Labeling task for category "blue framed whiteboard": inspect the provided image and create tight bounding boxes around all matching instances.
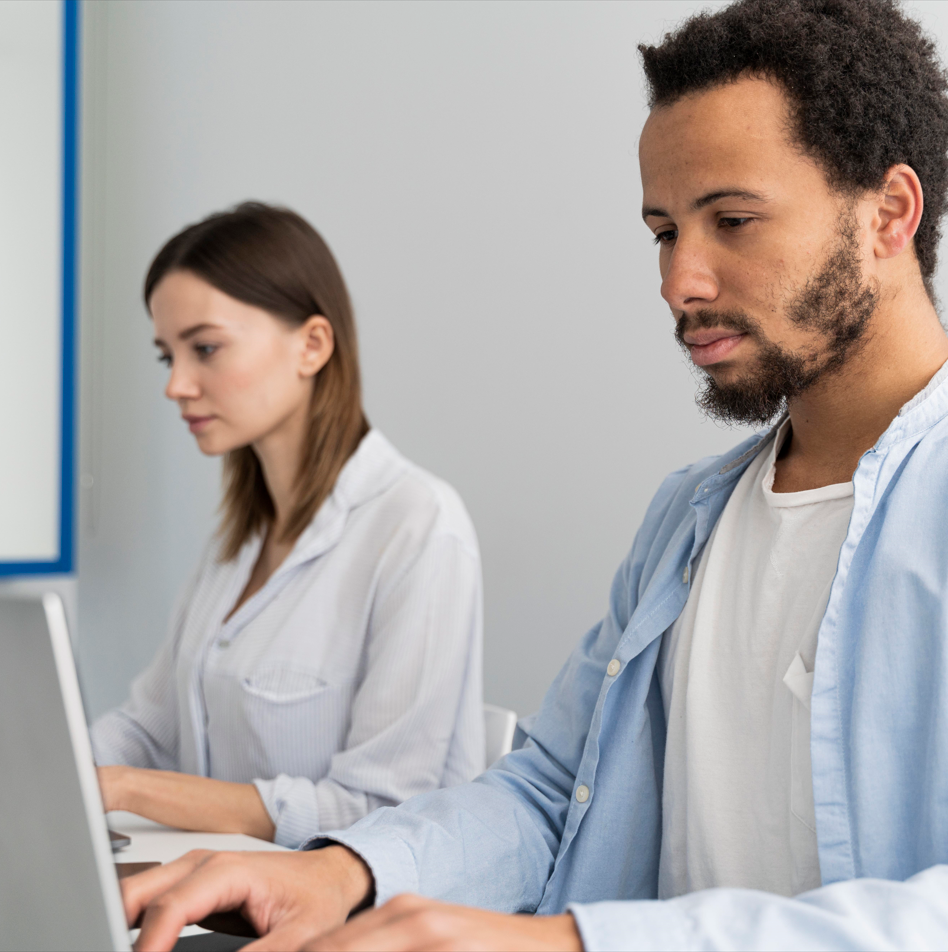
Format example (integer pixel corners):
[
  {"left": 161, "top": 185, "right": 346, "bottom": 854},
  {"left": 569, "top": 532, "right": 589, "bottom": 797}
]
[{"left": 0, "top": 0, "right": 78, "bottom": 576}]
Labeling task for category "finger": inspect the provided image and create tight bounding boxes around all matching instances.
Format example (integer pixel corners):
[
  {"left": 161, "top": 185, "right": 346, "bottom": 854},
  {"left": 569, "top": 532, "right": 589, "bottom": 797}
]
[
  {"left": 306, "top": 917, "right": 448, "bottom": 952},
  {"left": 134, "top": 855, "right": 260, "bottom": 952},
  {"left": 298, "top": 894, "right": 423, "bottom": 948},
  {"left": 243, "top": 914, "right": 339, "bottom": 952},
  {"left": 304, "top": 898, "right": 450, "bottom": 952},
  {"left": 122, "top": 850, "right": 214, "bottom": 926}
]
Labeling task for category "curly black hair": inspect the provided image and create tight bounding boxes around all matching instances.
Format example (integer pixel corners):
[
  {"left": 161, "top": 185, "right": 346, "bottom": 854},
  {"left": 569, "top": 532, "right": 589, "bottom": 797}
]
[{"left": 639, "top": 0, "right": 948, "bottom": 299}]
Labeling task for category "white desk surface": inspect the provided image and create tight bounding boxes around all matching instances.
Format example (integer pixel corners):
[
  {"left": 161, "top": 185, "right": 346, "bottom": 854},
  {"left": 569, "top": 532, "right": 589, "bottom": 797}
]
[{"left": 107, "top": 810, "right": 290, "bottom": 865}]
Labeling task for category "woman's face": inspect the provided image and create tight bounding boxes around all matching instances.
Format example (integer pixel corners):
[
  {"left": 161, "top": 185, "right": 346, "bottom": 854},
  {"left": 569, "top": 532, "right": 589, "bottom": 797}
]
[{"left": 150, "top": 270, "right": 333, "bottom": 456}]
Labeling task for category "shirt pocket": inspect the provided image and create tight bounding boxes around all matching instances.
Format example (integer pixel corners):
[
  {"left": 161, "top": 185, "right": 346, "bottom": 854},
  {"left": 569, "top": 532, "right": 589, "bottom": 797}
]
[
  {"left": 237, "top": 665, "right": 356, "bottom": 778},
  {"left": 241, "top": 666, "right": 331, "bottom": 703}
]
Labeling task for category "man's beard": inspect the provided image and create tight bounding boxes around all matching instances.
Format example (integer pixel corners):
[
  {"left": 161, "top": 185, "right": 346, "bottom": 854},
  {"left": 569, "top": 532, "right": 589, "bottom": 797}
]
[{"left": 675, "top": 225, "right": 878, "bottom": 426}]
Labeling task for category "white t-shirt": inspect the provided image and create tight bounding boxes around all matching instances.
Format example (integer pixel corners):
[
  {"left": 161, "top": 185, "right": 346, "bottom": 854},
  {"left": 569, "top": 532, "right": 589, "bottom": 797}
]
[{"left": 657, "top": 419, "right": 854, "bottom": 899}]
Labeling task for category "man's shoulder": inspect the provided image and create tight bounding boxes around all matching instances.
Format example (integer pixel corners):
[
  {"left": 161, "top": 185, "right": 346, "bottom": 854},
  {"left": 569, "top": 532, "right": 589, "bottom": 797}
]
[
  {"left": 643, "top": 429, "right": 769, "bottom": 525},
  {"left": 610, "top": 428, "right": 771, "bottom": 610}
]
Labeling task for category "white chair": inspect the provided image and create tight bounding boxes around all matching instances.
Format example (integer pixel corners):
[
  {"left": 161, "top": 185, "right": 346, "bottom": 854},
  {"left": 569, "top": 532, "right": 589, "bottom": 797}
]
[{"left": 483, "top": 703, "right": 518, "bottom": 766}]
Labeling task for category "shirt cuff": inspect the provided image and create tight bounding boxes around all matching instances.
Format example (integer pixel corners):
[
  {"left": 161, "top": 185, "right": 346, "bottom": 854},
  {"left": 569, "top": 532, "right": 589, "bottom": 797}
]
[
  {"left": 253, "top": 775, "right": 321, "bottom": 849},
  {"left": 569, "top": 899, "right": 694, "bottom": 952},
  {"left": 302, "top": 809, "right": 421, "bottom": 906}
]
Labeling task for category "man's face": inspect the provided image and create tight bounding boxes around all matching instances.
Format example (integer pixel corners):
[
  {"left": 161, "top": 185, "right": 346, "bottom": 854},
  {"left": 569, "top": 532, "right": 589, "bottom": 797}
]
[{"left": 639, "top": 76, "right": 878, "bottom": 424}]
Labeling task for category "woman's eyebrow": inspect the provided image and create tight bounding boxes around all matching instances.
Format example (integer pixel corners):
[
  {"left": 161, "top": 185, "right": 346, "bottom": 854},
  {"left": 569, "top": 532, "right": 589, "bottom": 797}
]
[
  {"left": 153, "top": 322, "right": 223, "bottom": 349},
  {"left": 178, "top": 322, "right": 221, "bottom": 341}
]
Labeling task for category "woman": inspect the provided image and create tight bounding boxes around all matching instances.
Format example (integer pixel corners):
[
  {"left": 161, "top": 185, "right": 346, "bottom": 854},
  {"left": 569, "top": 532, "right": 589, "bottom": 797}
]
[{"left": 92, "top": 202, "right": 485, "bottom": 849}]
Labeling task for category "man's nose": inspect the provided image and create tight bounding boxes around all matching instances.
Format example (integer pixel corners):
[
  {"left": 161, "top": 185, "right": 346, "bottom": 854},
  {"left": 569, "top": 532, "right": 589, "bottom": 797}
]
[{"left": 660, "top": 235, "right": 720, "bottom": 313}]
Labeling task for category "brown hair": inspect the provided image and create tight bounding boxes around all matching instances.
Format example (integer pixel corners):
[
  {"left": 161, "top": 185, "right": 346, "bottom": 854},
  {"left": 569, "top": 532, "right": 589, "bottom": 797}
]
[{"left": 144, "top": 201, "right": 369, "bottom": 560}]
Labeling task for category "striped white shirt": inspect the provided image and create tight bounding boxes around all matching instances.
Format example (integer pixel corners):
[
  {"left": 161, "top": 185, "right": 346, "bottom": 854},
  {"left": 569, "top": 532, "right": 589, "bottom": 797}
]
[{"left": 91, "top": 430, "right": 485, "bottom": 848}]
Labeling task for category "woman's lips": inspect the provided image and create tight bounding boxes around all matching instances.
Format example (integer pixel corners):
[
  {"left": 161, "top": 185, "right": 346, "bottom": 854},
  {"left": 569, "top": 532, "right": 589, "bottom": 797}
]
[
  {"left": 183, "top": 415, "right": 215, "bottom": 434},
  {"left": 685, "top": 332, "right": 746, "bottom": 367}
]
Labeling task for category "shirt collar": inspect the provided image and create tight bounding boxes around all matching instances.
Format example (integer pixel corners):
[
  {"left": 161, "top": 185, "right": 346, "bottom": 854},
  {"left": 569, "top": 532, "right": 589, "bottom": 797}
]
[
  {"left": 228, "top": 429, "right": 407, "bottom": 575},
  {"left": 288, "top": 429, "right": 408, "bottom": 563},
  {"left": 877, "top": 356, "right": 948, "bottom": 446},
  {"left": 697, "top": 354, "right": 948, "bottom": 499}
]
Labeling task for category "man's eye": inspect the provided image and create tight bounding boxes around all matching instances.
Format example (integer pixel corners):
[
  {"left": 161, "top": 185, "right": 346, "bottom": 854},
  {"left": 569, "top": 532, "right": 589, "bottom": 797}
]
[
  {"left": 653, "top": 228, "right": 678, "bottom": 245},
  {"left": 719, "top": 217, "right": 752, "bottom": 230}
]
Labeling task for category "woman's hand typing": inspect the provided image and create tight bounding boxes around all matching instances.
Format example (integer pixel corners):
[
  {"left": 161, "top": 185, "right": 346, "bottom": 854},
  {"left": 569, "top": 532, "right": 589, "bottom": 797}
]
[{"left": 97, "top": 765, "right": 276, "bottom": 841}]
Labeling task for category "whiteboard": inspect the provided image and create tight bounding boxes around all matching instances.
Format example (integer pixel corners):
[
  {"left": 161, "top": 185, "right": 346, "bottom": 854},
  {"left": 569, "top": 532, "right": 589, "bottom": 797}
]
[{"left": 0, "top": 0, "right": 76, "bottom": 574}]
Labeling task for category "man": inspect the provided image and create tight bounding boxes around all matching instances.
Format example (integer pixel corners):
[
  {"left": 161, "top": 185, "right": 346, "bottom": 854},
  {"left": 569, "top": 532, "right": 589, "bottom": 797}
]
[{"left": 126, "top": 0, "right": 948, "bottom": 948}]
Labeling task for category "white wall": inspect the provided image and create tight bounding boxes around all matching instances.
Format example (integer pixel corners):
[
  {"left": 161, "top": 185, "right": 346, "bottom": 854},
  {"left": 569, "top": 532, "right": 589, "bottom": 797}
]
[
  {"left": 0, "top": 0, "right": 63, "bottom": 563},
  {"left": 76, "top": 0, "right": 948, "bottom": 721}
]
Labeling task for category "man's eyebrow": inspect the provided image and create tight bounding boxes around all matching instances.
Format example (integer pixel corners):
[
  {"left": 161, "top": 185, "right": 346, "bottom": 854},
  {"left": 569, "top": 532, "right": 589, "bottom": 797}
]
[
  {"left": 642, "top": 205, "right": 670, "bottom": 221},
  {"left": 642, "top": 189, "right": 770, "bottom": 221},
  {"left": 692, "top": 189, "right": 769, "bottom": 210}
]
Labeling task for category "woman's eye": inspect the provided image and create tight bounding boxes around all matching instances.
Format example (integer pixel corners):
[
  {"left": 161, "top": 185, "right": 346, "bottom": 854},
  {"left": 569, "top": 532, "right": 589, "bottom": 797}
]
[
  {"left": 719, "top": 217, "right": 752, "bottom": 230},
  {"left": 195, "top": 344, "right": 218, "bottom": 359},
  {"left": 653, "top": 228, "right": 678, "bottom": 245},
  {"left": 157, "top": 353, "right": 172, "bottom": 367}
]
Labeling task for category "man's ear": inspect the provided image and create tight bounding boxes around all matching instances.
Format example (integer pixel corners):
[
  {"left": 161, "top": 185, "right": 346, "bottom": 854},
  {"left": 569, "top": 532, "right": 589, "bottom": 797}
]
[
  {"left": 873, "top": 164, "right": 924, "bottom": 260},
  {"left": 298, "top": 315, "right": 335, "bottom": 378}
]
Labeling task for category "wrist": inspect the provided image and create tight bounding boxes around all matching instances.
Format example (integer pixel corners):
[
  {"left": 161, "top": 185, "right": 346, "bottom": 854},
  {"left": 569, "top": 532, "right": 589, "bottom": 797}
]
[
  {"left": 114, "top": 765, "right": 138, "bottom": 813},
  {"left": 98, "top": 764, "right": 133, "bottom": 813},
  {"left": 320, "top": 845, "right": 374, "bottom": 916},
  {"left": 547, "top": 912, "right": 584, "bottom": 951}
]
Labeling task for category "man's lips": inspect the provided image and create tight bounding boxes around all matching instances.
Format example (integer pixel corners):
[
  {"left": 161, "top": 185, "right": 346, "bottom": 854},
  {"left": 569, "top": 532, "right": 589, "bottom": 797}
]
[
  {"left": 182, "top": 414, "right": 215, "bottom": 434},
  {"left": 683, "top": 330, "right": 747, "bottom": 367}
]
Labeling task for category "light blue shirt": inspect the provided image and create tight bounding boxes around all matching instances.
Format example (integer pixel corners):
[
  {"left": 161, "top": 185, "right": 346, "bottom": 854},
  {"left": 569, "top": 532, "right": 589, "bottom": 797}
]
[{"left": 312, "top": 363, "right": 948, "bottom": 950}]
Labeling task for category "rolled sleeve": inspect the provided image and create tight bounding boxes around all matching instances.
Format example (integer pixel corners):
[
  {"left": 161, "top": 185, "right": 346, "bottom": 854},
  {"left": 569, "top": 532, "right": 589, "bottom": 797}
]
[
  {"left": 570, "top": 865, "right": 948, "bottom": 951},
  {"left": 304, "top": 816, "right": 422, "bottom": 905}
]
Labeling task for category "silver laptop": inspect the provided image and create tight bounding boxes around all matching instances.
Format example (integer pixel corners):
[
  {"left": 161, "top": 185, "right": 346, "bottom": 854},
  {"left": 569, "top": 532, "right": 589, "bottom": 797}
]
[{"left": 0, "top": 593, "right": 131, "bottom": 952}]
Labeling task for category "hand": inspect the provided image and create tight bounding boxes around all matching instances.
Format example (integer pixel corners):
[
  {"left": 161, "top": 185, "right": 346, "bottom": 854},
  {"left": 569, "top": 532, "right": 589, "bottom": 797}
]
[
  {"left": 96, "top": 765, "right": 275, "bottom": 840},
  {"left": 123, "top": 845, "right": 373, "bottom": 952},
  {"left": 302, "top": 895, "right": 583, "bottom": 951}
]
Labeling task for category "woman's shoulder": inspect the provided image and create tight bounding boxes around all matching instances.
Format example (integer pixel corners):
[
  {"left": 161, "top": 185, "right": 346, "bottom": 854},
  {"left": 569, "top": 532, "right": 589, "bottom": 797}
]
[{"left": 339, "top": 430, "right": 478, "bottom": 556}]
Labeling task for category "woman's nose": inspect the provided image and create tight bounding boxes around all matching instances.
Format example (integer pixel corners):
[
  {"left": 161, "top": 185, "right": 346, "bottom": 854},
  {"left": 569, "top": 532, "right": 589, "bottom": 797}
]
[
  {"left": 164, "top": 361, "right": 200, "bottom": 402},
  {"left": 660, "top": 237, "right": 719, "bottom": 313}
]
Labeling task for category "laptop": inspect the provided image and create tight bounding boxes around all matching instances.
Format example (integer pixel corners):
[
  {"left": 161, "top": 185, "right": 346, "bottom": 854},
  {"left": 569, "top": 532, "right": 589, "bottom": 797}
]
[{"left": 0, "top": 592, "right": 130, "bottom": 951}]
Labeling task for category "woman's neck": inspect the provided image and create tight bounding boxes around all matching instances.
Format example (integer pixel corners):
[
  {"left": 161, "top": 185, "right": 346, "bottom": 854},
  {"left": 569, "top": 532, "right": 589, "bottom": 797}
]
[{"left": 252, "top": 401, "right": 310, "bottom": 535}]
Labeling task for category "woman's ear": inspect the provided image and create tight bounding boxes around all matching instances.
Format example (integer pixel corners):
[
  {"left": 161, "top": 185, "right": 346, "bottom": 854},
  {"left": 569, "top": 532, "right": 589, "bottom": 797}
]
[
  {"left": 298, "top": 315, "right": 335, "bottom": 378},
  {"left": 873, "top": 164, "right": 924, "bottom": 261}
]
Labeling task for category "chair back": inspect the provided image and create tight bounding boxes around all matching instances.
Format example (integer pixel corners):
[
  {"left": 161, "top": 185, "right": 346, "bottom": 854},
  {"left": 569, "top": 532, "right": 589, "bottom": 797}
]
[{"left": 483, "top": 703, "right": 518, "bottom": 766}]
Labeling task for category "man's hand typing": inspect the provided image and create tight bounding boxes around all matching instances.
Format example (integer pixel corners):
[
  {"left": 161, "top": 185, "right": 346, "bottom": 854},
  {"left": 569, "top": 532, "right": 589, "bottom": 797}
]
[{"left": 123, "top": 845, "right": 372, "bottom": 952}]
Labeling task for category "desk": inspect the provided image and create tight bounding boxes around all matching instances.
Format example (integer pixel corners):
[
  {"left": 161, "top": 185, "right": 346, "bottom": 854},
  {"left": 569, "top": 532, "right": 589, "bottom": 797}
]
[
  {"left": 107, "top": 811, "right": 290, "bottom": 864},
  {"left": 108, "top": 811, "right": 288, "bottom": 950}
]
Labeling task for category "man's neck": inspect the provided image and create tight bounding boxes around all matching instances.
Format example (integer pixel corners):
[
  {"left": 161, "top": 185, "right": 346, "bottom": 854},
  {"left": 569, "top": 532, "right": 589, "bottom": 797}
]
[{"left": 773, "top": 290, "right": 948, "bottom": 493}]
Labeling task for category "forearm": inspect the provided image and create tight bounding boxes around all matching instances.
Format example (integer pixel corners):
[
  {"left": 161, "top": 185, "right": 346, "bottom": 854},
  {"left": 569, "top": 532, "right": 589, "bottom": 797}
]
[
  {"left": 306, "top": 761, "right": 566, "bottom": 912},
  {"left": 99, "top": 765, "right": 276, "bottom": 841}
]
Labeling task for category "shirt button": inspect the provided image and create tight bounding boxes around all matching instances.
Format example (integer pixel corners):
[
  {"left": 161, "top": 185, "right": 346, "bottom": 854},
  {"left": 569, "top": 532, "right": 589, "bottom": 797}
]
[
  {"left": 575, "top": 784, "right": 590, "bottom": 803},
  {"left": 682, "top": 566, "right": 689, "bottom": 584},
  {"left": 607, "top": 659, "right": 621, "bottom": 677},
  {"left": 219, "top": 639, "right": 231, "bottom": 648}
]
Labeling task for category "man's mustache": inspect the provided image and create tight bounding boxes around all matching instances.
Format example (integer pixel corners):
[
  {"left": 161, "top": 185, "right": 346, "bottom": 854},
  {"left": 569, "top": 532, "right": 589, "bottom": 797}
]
[{"left": 675, "top": 309, "right": 761, "bottom": 347}]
